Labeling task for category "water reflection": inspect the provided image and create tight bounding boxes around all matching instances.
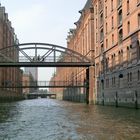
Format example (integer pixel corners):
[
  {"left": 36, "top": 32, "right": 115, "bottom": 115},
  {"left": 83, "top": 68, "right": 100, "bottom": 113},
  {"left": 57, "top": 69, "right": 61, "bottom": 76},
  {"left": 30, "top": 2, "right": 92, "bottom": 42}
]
[{"left": 0, "top": 99, "right": 140, "bottom": 140}]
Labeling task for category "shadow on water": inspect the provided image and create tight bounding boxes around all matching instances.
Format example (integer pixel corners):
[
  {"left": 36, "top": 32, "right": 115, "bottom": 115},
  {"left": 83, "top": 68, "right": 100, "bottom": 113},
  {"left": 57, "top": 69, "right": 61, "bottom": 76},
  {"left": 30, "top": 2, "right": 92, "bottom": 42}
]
[{"left": 0, "top": 102, "right": 18, "bottom": 123}]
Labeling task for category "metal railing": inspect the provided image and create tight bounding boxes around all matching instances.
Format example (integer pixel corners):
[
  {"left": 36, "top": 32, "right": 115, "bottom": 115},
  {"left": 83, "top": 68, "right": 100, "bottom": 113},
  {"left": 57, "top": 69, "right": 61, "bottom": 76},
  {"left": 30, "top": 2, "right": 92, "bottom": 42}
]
[
  {"left": 18, "top": 56, "right": 81, "bottom": 63},
  {"left": 0, "top": 80, "right": 87, "bottom": 88}
]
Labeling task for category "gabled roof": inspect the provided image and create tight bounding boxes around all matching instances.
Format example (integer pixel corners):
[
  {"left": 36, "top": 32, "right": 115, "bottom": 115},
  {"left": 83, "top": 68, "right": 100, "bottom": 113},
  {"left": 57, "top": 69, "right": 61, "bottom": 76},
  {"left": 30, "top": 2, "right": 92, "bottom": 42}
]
[{"left": 83, "top": 0, "right": 93, "bottom": 10}]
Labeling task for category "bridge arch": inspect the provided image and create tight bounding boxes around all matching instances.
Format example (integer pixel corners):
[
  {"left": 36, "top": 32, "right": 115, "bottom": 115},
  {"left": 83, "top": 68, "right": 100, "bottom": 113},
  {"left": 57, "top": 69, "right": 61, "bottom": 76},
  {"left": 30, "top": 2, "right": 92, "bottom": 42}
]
[{"left": 0, "top": 43, "right": 93, "bottom": 67}]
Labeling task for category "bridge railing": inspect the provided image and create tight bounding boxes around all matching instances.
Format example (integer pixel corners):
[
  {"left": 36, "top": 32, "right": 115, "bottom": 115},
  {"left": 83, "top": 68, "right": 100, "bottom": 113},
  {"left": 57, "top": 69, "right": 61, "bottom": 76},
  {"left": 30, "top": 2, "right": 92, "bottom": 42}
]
[
  {"left": 0, "top": 80, "right": 86, "bottom": 88},
  {"left": 18, "top": 56, "right": 84, "bottom": 63}
]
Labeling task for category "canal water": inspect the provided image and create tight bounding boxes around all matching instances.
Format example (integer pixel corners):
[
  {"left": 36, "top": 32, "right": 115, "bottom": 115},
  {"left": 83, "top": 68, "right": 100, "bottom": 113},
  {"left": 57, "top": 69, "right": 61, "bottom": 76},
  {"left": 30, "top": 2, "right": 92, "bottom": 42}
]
[{"left": 0, "top": 99, "right": 140, "bottom": 140}]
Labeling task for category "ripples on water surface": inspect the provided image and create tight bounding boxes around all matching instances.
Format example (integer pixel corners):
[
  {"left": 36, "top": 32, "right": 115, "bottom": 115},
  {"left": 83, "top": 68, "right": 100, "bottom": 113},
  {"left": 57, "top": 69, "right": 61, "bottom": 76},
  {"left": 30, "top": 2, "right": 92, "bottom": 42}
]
[{"left": 0, "top": 99, "right": 140, "bottom": 140}]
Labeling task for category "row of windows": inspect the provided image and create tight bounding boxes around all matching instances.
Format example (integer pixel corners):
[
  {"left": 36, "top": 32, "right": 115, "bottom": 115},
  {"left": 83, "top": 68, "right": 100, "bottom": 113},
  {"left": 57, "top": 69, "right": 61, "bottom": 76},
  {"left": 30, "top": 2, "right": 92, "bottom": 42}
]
[
  {"left": 102, "top": 15, "right": 139, "bottom": 44},
  {"left": 96, "top": 41, "right": 140, "bottom": 75},
  {"left": 95, "top": 0, "right": 140, "bottom": 16},
  {"left": 97, "top": 14, "right": 140, "bottom": 49},
  {"left": 95, "top": 0, "right": 140, "bottom": 45},
  {"left": 97, "top": 70, "right": 140, "bottom": 89}
]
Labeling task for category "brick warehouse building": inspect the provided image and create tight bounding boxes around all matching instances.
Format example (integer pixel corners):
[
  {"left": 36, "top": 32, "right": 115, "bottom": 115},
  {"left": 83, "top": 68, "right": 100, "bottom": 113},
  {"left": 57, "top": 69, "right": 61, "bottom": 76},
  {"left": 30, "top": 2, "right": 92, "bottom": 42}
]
[
  {"left": 50, "top": 0, "right": 140, "bottom": 107},
  {"left": 94, "top": 0, "right": 140, "bottom": 108},
  {"left": 0, "top": 5, "right": 23, "bottom": 100},
  {"left": 49, "top": 0, "right": 95, "bottom": 102}
]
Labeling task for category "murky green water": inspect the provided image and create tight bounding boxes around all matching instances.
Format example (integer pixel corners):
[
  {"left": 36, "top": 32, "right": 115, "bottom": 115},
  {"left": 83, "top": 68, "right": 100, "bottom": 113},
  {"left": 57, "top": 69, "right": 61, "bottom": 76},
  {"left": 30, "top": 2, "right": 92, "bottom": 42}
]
[{"left": 0, "top": 99, "right": 140, "bottom": 140}]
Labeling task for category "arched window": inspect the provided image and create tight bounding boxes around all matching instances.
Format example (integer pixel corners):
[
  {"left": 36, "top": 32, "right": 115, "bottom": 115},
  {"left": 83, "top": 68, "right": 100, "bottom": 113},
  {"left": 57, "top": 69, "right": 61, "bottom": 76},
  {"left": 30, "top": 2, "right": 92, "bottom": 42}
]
[
  {"left": 101, "top": 44, "right": 104, "bottom": 54},
  {"left": 121, "top": 50, "right": 123, "bottom": 63},
  {"left": 112, "top": 54, "right": 116, "bottom": 68},
  {"left": 96, "top": 18, "right": 97, "bottom": 29},
  {"left": 118, "top": 10, "right": 122, "bottom": 25},
  {"left": 127, "top": 21, "right": 130, "bottom": 34},
  {"left": 100, "top": 28, "right": 104, "bottom": 41},
  {"left": 106, "top": 39, "right": 108, "bottom": 48},
  {"left": 111, "top": 0, "right": 114, "bottom": 11},
  {"left": 106, "top": 23, "right": 108, "bottom": 34},
  {"left": 127, "top": 46, "right": 132, "bottom": 61},
  {"left": 127, "top": 0, "right": 130, "bottom": 14},
  {"left": 112, "top": 34, "right": 114, "bottom": 45},
  {"left": 127, "top": 47, "right": 129, "bottom": 60},
  {"left": 100, "top": 13, "right": 103, "bottom": 26},
  {"left": 118, "top": 51, "right": 121, "bottom": 64},
  {"left": 118, "top": 29, "right": 123, "bottom": 43},
  {"left": 138, "top": 13, "right": 140, "bottom": 27},
  {"left": 95, "top": 5, "right": 97, "bottom": 15},
  {"left": 127, "top": 72, "right": 132, "bottom": 82},
  {"left": 96, "top": 33, "right": 98, "bottom": 42},
  {"left": 106, "top": 57, "right": 109, "bottom": 71},
  {"left": 112, "top": 16, "right": 114, "bottom": 29},
  {"left": 105, "top": 6, "right": 107, "bottom": 18},
  {"left": 111, "top": 55, "right": 114, "bottom": 68}
]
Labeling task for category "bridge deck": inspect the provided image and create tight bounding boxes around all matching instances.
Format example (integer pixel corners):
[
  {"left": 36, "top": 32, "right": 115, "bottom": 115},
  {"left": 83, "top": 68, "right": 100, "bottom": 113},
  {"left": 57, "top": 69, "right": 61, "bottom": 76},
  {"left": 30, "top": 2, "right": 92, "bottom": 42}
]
[{"left": 0, "top": 62, "right": 92, "bottom": 67}]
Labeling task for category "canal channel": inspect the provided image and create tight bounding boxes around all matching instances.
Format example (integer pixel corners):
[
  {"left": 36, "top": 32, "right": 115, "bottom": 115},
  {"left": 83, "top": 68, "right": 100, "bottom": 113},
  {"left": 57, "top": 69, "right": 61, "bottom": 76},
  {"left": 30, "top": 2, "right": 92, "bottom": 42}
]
[{"left": 0, "top": 99, "right": 140, "bottom": 140}]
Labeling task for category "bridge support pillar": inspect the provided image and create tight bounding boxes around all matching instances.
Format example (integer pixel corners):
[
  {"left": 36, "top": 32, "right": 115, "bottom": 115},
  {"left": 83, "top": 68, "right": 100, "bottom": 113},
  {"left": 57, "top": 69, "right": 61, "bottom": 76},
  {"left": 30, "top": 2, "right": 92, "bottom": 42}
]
[{"left": 86, "top": 66, "right": 95, "bottom": 104}]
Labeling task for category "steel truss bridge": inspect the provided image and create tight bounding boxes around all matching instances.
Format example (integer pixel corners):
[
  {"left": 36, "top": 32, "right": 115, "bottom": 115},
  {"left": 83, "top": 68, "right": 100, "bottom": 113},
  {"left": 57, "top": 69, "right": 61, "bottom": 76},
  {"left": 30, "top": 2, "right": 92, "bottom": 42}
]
[
  {"left": 0, "top": 43, "right": 92, "bottom": 104},
  {"left": 0, "top": 43, "right": 93, "bottom": 67}
]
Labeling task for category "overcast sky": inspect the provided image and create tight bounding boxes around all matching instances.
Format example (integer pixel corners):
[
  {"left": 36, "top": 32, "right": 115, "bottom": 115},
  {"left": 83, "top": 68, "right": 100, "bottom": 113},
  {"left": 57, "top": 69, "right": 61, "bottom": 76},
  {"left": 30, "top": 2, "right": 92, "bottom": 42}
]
[{"left": 0, "top": 0, "right": 87, "bottom": 81}]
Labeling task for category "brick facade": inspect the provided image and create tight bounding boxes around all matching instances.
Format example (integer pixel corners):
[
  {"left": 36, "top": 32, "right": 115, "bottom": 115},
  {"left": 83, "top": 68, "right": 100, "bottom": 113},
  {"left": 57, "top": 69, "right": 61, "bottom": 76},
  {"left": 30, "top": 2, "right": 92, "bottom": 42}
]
[
  {"left": 93, "top": 0, "right": 140, "bottom": 107},
  {"left": 49, "top": 0, "right": 140, "bottom": 107},
  {"left": 0, "top": 5, "right": 23, "bottom": 99},
  {"left": 49, "top": 0, "right": 95, "bottom": 102}
]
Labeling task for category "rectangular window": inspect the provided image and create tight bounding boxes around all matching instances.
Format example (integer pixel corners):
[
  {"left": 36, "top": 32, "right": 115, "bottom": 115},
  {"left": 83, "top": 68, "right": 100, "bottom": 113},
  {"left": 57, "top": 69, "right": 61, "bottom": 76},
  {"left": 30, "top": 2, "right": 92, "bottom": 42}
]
[
  {"left": 111, "top": 0, "right": 113, "bottom": 11},
  {"left": 106, "top": 23, "right": 108, "bottom": 34},
  {"left": 96, "top": 18, "right": 98, "bottom": 29},
  {"left": 96, "top": 33, "right": 98, "bottom": 42},
  {"left": 100, "top": 29, "right": 104, "bottom": 41},
  {"left": 105, "top": 6, "right": 107, "bottom": 18},
  {"left": 127, "top": 21, "right": 130, "bottom": 34},
  {"left": 118, "top": 29, "right": 123, "bottom": 43},
  {"left": 127, "top": 46, "right": 132, "bottom": 61},
  {"left": 96, "top": 5, "right": 97, "bottom": 15},
  {"left": 112, "top": 34, "right": 114, "bottom": 45},
  {"left": 112, "top": 16, "right": 114, "bottom": 29},
  {"left": 127, "top": 0, "right": 130, "bottom": 14},
  {"left": 100, "top": 13, "right": 103, "bottom": 26},
  {"left": 118, "top": 10, "right": 122, "bottom": 25},
  {"left": 106, "top": 39, "right": 108, "bottom": 48},
  {"left": 138, "top": 14, "right": 140, "bottom": 27}
]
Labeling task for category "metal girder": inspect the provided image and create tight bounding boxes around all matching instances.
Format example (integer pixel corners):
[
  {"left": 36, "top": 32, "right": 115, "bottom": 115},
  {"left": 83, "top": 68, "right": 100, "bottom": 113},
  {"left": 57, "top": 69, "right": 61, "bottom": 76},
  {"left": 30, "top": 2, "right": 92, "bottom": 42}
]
[
  {"left": 0, "top": 62, "right": 92, "bottom": 67},
  {"left": 0, "top": 85, "right": 86, "bottom": 88},
  {"left": 0, "top": 43, "right": 94, "bottom": 67},
  {"left": 18, "top": 47, "right": 32, "bottom": 62}
]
